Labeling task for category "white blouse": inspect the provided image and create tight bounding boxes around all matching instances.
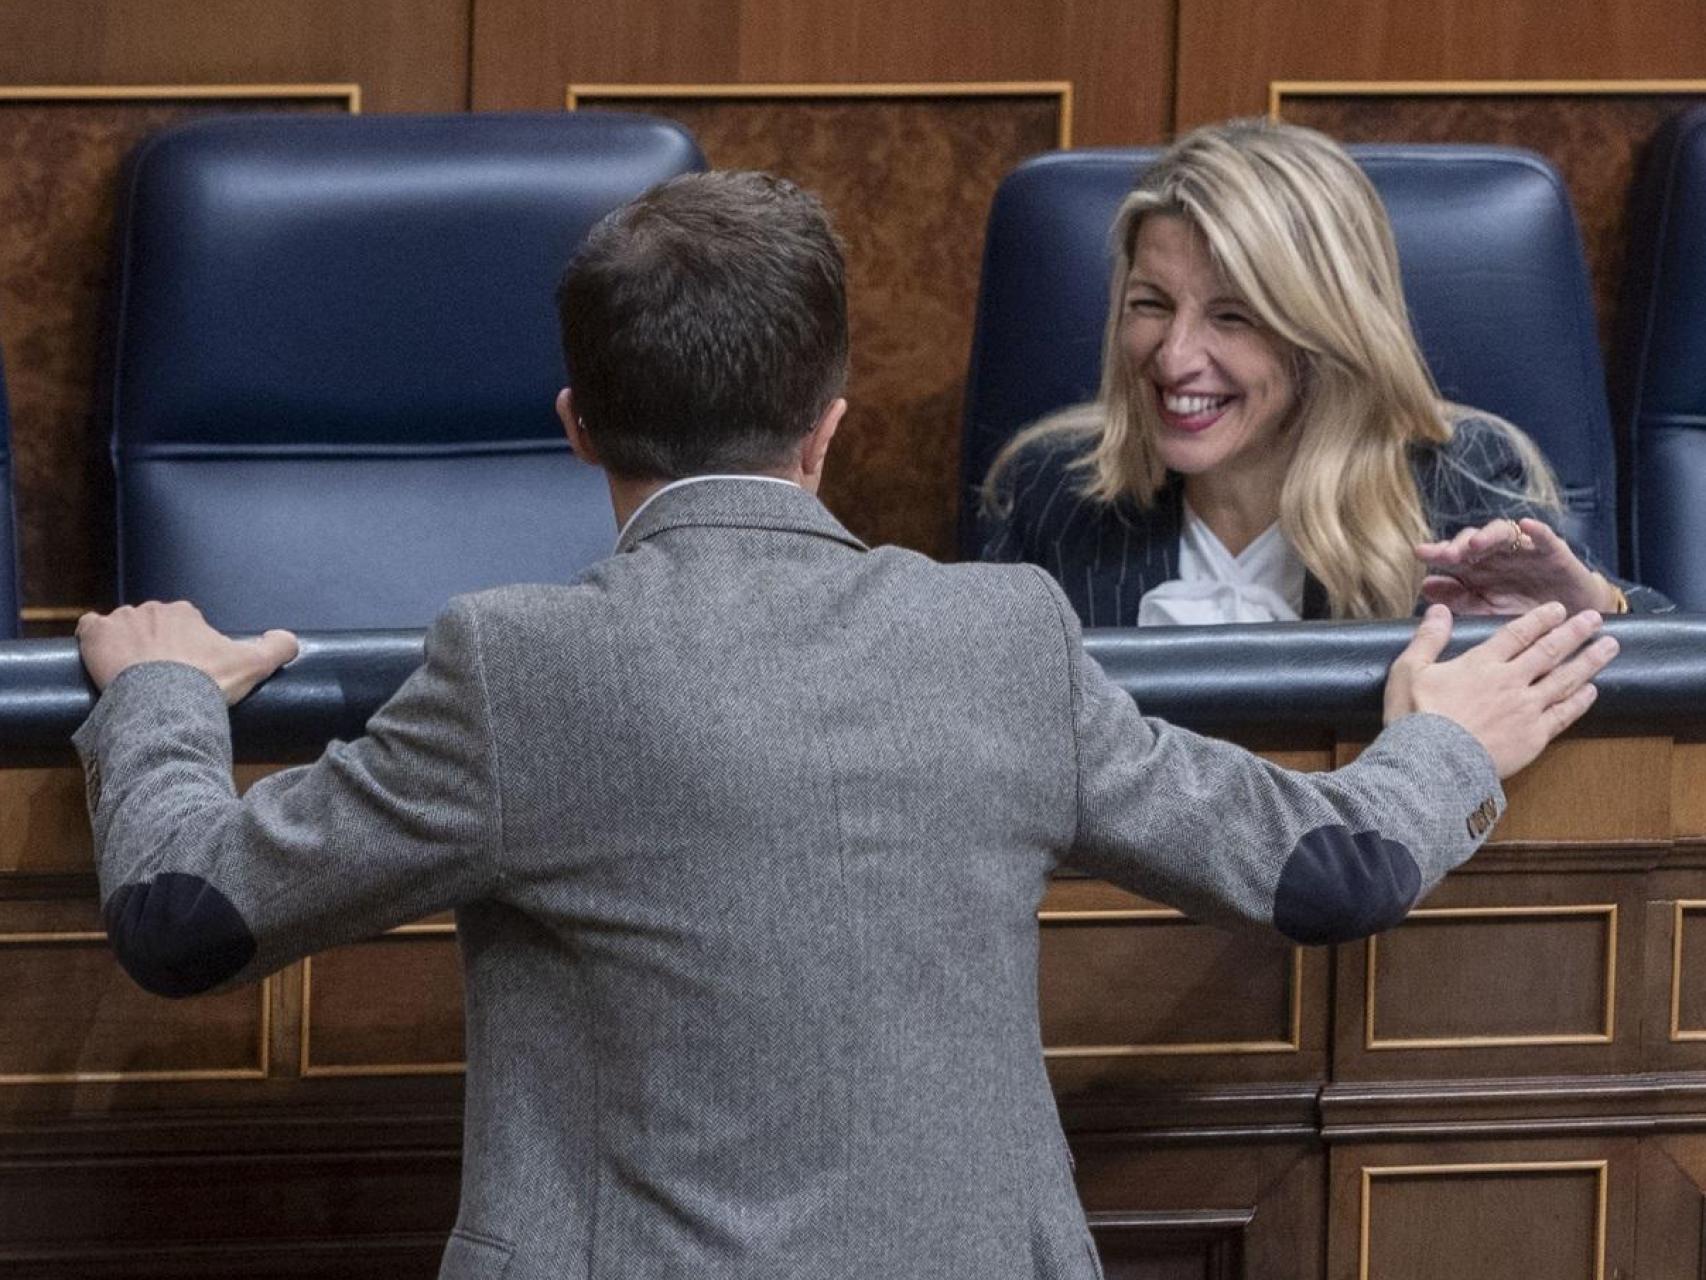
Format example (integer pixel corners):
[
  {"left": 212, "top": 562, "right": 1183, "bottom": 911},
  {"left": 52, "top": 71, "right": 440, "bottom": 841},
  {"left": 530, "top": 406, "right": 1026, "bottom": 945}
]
[{"left": 1136, "top": 505, "right": 1306, "bottom": 626}]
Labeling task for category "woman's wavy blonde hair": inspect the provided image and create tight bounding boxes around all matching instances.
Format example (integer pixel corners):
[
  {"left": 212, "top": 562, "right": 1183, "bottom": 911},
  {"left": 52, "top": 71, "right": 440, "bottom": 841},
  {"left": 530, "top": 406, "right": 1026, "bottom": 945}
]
[{"left": 985, "top": 118, "right": 1558, "bottom": 619}]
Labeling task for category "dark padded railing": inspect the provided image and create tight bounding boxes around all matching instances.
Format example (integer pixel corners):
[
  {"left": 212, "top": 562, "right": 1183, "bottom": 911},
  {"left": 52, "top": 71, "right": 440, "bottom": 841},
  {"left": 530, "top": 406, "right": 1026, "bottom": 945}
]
[{"left": 0, "top": 616, "right": 1701, "bottom": 764}]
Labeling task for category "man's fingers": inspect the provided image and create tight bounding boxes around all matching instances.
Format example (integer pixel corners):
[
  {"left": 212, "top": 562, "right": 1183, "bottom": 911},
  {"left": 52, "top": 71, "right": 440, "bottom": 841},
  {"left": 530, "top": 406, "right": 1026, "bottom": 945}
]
[
  {"left": 1477, "top": 600, "right": 1569, "bottom": 661},
  {"left": 1532, "top": 633, "right": 1618, "bottom": 705},
  {"left": 1511, "top": 609, "right": 1605, "bottom": 680},
  {"left": 1395, "top": 603, "right": 1453, "bottom": 671},
  {"left": 1540, "top": 681, "right": 1599, "bottom": 740},
  {"left": 245, "top": 630, "right": 300, "bottom": 675}
]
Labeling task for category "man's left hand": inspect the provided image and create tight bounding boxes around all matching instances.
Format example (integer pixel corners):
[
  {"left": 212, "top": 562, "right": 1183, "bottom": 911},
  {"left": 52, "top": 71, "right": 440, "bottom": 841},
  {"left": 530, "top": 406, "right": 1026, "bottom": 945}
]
[{"left": 77, "top": 601, "right": 299, "bottom": 705}]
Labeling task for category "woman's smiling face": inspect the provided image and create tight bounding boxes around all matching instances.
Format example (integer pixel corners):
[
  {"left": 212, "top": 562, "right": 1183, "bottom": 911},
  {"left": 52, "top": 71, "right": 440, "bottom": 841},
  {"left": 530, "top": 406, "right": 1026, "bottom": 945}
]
[{"left": 1120, "top": 213, "right": 1299, "bottom": 480}]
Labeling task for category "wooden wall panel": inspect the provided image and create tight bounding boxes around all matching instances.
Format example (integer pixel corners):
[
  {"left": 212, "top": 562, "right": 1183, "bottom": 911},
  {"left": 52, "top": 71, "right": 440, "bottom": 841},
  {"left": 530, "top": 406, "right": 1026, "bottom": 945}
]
[
  {"left": 1357, "top": 1161, "right": 1606, "bottom": 1280},
  {"left": 301, "top": 927, "right": 464, "bottom": 1076},
  {"left": 1365, "top": 907, "right": 1616, "bottom": 1048},
  {"left": 1041, "top": 913, "right": 1299, "bottom": 1054},
  {"left": 1649, "top": 898, "right": 1706, "bottom": 1074},
  {"left": 1327, "top": 1139, "right": 1636, "bottom": 1280},
  {"left": 1491, "top": 737, "right": 1670, "bottom": 845},
  {"left": 1074, "top": 1141, "right": 1325, "bottom": 1280},
  {"left": 0, "top": 769, "right": 92, "bottom": 873},
  {"left": 1638, "top": 1136, "right": 1706, "bottom": 1280},
  {"left": 1038, "top": 878, "right": 1324, "bottom": 1094},
  {"left": 0, "top": 1149, "right": 457, "bottom": 1255},
  {"left": 1176, "top": 0, "right": 1706, "bottom": 127},
  {"left": 0, "top": 898, "right": 267, "bottom": 1083},
  {"left": 1334, "top": 872, "right": 1647, "bottom": 1082},
  {"left": 1088, "top": 1210, "right": 1247, "bottom": 1279},
  {"left": 0, "top": 1, "right": 470, "bottom": 113},
  {"left": 471, "top": 0, "right": 1173, "bottom": 147}
]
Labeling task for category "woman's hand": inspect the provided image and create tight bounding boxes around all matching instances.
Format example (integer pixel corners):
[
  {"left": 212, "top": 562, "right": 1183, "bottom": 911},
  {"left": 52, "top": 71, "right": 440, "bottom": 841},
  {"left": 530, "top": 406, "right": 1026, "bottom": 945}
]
[{"left": 1414, "top": 516, "right": 1621, "bottom": 616}]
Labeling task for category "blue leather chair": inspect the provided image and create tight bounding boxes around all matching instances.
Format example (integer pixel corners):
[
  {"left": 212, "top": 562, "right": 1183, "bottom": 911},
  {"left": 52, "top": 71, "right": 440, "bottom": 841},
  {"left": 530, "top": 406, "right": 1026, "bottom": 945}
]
[
  {"left": 1616, "top": 106, "right": 1706, "bottom": 609},
  {"left": 105, "top": 112, "right": 704, "bottom": 631},
  {"left": 0, "top": 344, "right": 19, "bottom": 639},
  {"left": 962, "top": 145, "right": 1619, "bottom": 567}
]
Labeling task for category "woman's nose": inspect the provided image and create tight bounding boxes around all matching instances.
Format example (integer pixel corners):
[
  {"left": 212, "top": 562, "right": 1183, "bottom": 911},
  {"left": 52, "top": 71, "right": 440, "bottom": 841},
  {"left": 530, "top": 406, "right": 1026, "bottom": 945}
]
[{"left": 1151, "top": 318, "right": 1206, "bottom": 381}]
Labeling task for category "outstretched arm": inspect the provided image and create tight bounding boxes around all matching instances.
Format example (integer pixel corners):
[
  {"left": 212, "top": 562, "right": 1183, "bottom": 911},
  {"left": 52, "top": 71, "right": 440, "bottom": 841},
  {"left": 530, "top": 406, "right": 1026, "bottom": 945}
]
[
  {"left": 74, "top": 600, "right": 503, "bottom": 996},
  {"left": 1062, "top": 597, "right": 1614, "bottom": 943}
]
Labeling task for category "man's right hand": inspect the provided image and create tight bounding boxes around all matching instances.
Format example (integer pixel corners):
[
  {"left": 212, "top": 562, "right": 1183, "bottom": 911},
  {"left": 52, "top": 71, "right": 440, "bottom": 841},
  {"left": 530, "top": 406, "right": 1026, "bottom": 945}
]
[
  {"left": 78, "top": 601, "right": 299, "bottom": 706},
  {"left": 1383, "top": 602, "right": 1618, "bottom": 778}
]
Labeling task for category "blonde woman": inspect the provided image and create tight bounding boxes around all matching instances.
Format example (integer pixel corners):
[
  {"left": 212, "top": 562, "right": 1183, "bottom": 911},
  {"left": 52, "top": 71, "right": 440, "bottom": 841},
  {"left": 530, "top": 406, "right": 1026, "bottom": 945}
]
[{"left": 981, "top": 119, "right": 1671, "bottom": 625}]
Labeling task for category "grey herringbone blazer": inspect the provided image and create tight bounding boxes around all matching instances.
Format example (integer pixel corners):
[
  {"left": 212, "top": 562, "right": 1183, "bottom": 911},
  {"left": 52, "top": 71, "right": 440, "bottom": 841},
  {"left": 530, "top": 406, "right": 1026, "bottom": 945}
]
[{"left": 75, "top": 478, "right": 1501, "bottom": 1280}]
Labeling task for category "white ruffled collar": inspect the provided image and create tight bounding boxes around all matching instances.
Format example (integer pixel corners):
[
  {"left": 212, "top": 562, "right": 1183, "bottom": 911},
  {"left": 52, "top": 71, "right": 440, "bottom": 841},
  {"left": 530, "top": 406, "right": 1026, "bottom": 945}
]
[{"left": 1136, "top": 504, "right": 1306, "bottom": 626}]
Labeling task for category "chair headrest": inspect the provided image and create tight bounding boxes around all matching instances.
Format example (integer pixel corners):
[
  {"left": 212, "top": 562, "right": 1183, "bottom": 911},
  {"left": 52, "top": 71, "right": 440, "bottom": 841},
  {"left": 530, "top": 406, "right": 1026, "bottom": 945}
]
[{"left": 109, "top": 111, "right": 706, "bottom": 453}]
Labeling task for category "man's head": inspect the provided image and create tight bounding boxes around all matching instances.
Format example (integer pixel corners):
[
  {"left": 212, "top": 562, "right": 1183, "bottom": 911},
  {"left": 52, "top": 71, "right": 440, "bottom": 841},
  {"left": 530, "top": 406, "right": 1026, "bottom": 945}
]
[{"left": 556, "top": 170, "right": 849, "bottom": 482}]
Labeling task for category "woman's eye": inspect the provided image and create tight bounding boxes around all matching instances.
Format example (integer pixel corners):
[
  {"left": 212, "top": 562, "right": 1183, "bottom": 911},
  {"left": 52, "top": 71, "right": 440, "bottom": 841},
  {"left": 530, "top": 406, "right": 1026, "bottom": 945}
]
[
  {"left": 1125, "top": 297, "right": 1167, "bottom": 314},
  {"left": 1213, "top": 310, "right": 1253, "bottom": 327}
]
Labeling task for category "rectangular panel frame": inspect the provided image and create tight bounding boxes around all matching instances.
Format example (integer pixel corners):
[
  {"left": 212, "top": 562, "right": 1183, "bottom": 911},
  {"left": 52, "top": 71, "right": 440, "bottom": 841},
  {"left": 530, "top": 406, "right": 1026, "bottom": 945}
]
[
  {"left": 0, "top": 930, "right": 271, "bottom": 1083},
  {"left": 1669, "top": 900, "right": 1706, "bottom": 1041},
  {"left": 1359, "top": 1159, "right": 1608, "bottom": 1280},
  {"left": 1270, "top": 78, "right": 1706, "bottom": 120},
  {"left": 1365, "top": 904, "right": 1618, "bottom": 1050},
  {"left": 1039, "top": 906, "right": 1304, "bottom": 1057},
  {"left": 298, "top": 921, "right": 464, "bottom": 1078},
  {"left": 566, "top": 81, "right": 1074, "bottom": 150}
]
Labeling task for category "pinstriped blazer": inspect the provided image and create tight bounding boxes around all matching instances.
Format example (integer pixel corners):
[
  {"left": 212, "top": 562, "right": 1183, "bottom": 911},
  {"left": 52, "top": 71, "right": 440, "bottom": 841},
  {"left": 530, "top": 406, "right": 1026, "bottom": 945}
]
[{"left": 980, "top": 413, "right": 1673, "bottom": 625}]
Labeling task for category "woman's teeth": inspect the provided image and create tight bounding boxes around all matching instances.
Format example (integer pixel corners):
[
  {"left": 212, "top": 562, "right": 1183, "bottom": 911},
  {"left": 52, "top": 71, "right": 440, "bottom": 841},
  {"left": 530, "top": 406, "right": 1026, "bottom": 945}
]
[{"left": 1163, "top": 392, "right": 1233, "bottom": 415}]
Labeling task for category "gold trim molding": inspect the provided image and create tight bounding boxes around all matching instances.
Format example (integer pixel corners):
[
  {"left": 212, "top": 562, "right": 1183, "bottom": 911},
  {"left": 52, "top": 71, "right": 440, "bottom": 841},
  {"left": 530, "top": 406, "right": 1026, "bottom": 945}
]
[
  {"left": 1365, "top": 905, "right": 1617, "bottom": 1050},
  {"left": 0, "top": 83, "right": 360, "bottom": 110},
  {"left": 1351, "top": 1160, "right": 1603, "bottom": 1280},
  {"left": 19, "top": 606, "right": 91, "bottom": 625},
  {"left": 1039, "top": 908, "right": 1304, "bottom": 1057},
  {"left": 1272, "top": 78, "right": 1706, "bottom": 119},
  {"left": 299, "top": 922, "right": 464, "bottom": 1079},
  {"left": 567, "top": 81, "right": 1073, "bottom": 150},
  {"left": 1359, "top": 1160, "right": 1608, "bottom": 1280},
  {"left": 1669, "top": 900, "right": 1706, "bottom": 1041},
  {"left": 0, "top": 928, "right": 271, "bottom": 1084}
]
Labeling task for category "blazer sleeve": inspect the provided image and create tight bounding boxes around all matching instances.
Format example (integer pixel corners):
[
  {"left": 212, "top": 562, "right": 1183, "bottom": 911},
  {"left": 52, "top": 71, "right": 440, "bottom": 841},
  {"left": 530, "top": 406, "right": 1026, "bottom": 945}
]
[
  {"left": 1036, "top": 574, "right": 1504, "bottom": 943},
  {"left": 72, "top": 598, "right": 503, "bottom": 997}
]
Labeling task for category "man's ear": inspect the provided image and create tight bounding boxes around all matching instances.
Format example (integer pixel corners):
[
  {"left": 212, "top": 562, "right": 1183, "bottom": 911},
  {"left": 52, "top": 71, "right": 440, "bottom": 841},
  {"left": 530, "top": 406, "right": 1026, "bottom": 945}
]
[
  {"left": 798, "top": 397, "right": 847, "bottom": 491},
  {"left": 557, "top": 388, "right": 601, "bottom": 466}
]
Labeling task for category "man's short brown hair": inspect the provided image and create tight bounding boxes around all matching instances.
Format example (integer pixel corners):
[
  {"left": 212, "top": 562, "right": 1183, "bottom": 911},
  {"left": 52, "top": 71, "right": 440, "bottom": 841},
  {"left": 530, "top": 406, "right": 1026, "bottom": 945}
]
[{"left": 557, "top": 171, "right": 849, "bottom": 480}]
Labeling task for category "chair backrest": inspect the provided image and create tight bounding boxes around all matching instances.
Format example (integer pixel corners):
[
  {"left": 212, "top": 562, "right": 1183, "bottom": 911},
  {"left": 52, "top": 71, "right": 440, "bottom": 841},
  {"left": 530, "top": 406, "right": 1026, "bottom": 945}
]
[
  {"left": 0, "top": 344, "right": 19, "bottom": 639},
  {"left": 1616, "top": 105, "right": 1706, "bottom": 608},
  {"left": 961, "top": 145, "right": 1619, "bottom": 567},
  {"left": 106, "top": 111, "right": 704, "bottom": 630}
]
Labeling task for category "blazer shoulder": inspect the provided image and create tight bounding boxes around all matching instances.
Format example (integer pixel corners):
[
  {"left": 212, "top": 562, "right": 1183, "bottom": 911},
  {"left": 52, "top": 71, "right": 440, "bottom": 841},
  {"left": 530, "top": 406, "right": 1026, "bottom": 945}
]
[
  {"left": 449, "top": 575, "right": 617, "bottom": 627},
  {"left": 1414, "top": 409, "right": 1530, "bottom": 487}
]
